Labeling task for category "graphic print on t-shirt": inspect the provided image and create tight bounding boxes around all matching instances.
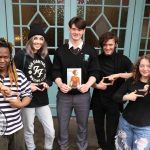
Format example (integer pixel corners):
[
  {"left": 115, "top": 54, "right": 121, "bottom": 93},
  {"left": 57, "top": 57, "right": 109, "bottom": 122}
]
[{"left": 28, "top": 59, "right": 46, "bottom": 83}]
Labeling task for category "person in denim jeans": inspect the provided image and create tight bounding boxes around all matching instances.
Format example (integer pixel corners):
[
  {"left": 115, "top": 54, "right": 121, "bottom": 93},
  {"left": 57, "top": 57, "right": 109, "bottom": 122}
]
[{"left": 113, "top": 54, "right": 150, "bottom": 150}]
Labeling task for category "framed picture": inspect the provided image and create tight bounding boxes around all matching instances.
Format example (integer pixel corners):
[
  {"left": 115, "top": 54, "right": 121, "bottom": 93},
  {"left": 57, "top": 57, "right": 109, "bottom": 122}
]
[{"left": 67, "top": 68, "right": 81, "bottom": 89}]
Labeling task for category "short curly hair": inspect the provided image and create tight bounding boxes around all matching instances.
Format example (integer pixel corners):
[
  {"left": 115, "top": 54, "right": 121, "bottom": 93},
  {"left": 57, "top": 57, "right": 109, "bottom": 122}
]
[
  {"left": 0, "top": 38, "right": 13, "bottom": 59},
  {"left": 99, "top": 32, "right": 118, "bottom": 48}
]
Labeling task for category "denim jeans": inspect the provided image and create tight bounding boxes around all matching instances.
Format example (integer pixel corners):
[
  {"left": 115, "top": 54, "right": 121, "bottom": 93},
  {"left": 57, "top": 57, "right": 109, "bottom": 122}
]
[
  {"left": 22, "top": 105, "right": 55, "bottom": 150},
  {"left": 115, "top": 115, "right": 150, "bottom": 150}
]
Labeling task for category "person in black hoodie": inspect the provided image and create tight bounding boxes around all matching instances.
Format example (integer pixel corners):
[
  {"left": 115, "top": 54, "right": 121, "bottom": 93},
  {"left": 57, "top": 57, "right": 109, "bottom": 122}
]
[
  {"left": 91, "top": 32, "right": 133, "bottom": 150},
  {"left": 52, "top": 16, "right": 100, "bottom": 150},
  {"left": 14, "top": 24, "right": 55, "bottom": 150},
  {"left": 113, "top": 54, "right": 150, "bottom": 150}
]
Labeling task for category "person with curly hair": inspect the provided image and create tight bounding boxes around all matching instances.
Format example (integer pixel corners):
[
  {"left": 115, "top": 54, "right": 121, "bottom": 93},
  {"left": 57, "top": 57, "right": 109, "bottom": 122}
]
[{"left": 114, "top": 54, "right": 150, "bottom": 150}]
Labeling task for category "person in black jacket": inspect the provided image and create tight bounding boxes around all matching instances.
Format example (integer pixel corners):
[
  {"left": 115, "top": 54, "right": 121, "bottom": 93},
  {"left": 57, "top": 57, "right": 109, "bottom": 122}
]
[
  {"left": 52, "top": 16, "right": 100, "bottom": 150},
  {"left": 113, "top": 54, "right": 150, "bottom": 150},
  {"left": 91, "top": 32, "right": 133, "bottom": 150},
  {"left": 14, "top": 24, "right": 55, "bottom": 150}
]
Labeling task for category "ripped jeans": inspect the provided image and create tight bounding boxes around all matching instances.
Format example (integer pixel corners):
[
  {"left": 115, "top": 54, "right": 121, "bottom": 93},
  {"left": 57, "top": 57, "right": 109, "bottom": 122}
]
[{"left": 115, "top": 115, "right": 150, "bottom": 150}]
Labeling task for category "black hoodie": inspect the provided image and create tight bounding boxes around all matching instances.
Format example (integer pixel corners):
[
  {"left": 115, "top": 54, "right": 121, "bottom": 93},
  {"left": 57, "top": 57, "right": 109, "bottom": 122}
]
[{"left": 14, "top": 49, "right": 53, "bottom": 107}]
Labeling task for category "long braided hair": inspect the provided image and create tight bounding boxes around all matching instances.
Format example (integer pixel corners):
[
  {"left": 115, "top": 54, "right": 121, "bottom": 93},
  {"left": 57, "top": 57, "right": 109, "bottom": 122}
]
[{"left": 0, "top": 38, "right": 18, "bottom": 87}]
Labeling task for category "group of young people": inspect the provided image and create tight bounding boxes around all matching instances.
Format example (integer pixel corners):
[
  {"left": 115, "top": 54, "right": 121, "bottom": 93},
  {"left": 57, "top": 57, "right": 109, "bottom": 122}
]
[{"left": 0, "top": 16, "right": 150, "bottom": 150}]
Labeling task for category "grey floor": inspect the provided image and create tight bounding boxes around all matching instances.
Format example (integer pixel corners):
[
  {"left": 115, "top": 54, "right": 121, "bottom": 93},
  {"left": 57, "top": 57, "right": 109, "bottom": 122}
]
[{"left": 34, "top": 117, "right": 98, "bottom": 150}]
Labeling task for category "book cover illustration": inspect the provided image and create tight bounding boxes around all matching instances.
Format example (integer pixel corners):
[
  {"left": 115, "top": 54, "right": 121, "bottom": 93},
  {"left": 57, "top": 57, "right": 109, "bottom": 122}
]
[{"left": 67, "top": 68, "right": 81, "bottom": 89}]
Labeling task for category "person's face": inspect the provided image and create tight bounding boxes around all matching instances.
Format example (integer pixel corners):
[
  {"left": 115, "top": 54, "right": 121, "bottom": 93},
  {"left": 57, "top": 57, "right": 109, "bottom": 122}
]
[
  {"left": 32, "top": 35, "right": 44, "bottom": 52},
  {"left": 139, "top": 58, "right": 150, "bottom": 79},
  {"left": 0, "top": 47, "right": 10, "bottom": 72},
  {"left": 103, "top": 39, "right": 116, "bottom": 55},
  {"left": 69, "top": 24, "right": 85, "bottom": 42}
]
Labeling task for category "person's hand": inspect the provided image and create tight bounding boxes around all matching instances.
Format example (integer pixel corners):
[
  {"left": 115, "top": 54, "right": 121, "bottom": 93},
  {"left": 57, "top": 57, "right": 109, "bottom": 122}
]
[
  {"left": 95, "top": 79, "right": 107, "bottom": 90},
  {"left": 36, "top": 82, "right": 49, "bottom": 91},
  {"left": 59, "top": 83, "right": 71, "bottom": 93},
  {"left": 106, "top": 74, "right": 119, "bottom": 81},
  {"left": 143, "top": 84, "right": 150, "bottom": 95},
  {"left": 78, "top": 84, "right": 90, "bottom": 93},
  {"left": 30, "top": 83, "right": 39, "bottom": 92},
  {"left": 0, "top": 85, "right": 13, "bottom": 97},
  {"left": 123, "top": 90, "right": 144, "bottom": 101},
  {"left": 5, "top": 97, "right": 22, "bottom": 108}
]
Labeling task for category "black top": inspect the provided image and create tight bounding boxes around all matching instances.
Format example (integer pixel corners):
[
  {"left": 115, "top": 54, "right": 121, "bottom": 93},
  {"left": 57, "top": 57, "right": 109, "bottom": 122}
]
[
  {"left": 92, "top": 52, "right": 132, "bottom": 107},
  {"left": 14, "top": 50, "right": 53, "bottom": 107},
  {"left": 113, "top": 78, "right": 150, "bottom": 126},
  {"left": 52, "top": 43, "right": 100, "bottom": 95}
]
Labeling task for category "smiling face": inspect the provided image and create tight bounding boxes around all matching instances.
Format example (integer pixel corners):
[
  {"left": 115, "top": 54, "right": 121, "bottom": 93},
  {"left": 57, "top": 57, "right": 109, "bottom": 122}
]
[
  {"left": 102, "top": 38, "right": 116, "bottom": 55},
  {"left": 139, "top": 58, "right": 150, "bottom": 79},
  {"left": 32, "top": 35, "right": 44, "bottom": 52},
  {"left": 69, "top": 24, "right": 85, "bottom": 42},
  {"left": 0, "top": 47, "right": 10, "bottom": 73}
]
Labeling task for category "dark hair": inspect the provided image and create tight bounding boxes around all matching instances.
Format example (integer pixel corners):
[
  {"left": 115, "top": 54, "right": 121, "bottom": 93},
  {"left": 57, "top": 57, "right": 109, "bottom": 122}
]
[
  {"left": 68, "top": 16, "right": 86, "bottom": 29},
  {"left": 99, "top": 32, "right": 118, "bottom": 48},
  {"left": 0, "top": 38, "right": 18, "bottom": 87},
  {"left": 132, "top": 54, "right": 150, "bottom": 84},
  {"left": 0, "top": 38, "right": 13, "bottom": 60}
]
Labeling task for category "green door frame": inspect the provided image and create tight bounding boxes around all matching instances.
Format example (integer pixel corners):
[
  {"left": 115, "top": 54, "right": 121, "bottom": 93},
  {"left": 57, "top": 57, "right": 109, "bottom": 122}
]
[
  {"left": 0, "top": 0, "right": 7, "bottom": 38},
  {"left": 129, "top": 0, "right": 146, "bottom": 63}
]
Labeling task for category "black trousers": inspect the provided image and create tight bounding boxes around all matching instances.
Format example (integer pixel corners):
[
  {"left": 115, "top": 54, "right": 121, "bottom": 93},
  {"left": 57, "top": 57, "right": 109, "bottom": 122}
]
[{"left": 92, "top": 100, "right": 120, "bottom": 150}]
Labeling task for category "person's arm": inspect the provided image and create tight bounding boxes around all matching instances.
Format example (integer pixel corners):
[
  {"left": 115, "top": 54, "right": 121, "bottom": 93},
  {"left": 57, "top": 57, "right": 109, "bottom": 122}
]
[
  {"left": 107, "top": 72, "right": 133, "bottom": 81},
  {"left": 7, "top": 96, "right": 31, "bottom": 108},
  {"left": 113, "top": 78, "right": 130, "bottom": 103},
  {"left": 8, "top": 72, "right": 32, "bottom": 108}
]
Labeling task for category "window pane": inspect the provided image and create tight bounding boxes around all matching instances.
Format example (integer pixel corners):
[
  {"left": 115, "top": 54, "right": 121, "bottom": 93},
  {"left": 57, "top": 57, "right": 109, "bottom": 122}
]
[
  {"left": 22, "top": 5, "right": 37, "bottom": 25},
  {"left": 141, "top": 19, "right": 148, "bottom": 37},
  {"left": 40, "top": 6, "right": 55, "bottom": 25},
  {"left": 13, "top": 5, "right": 19, "bottom": 25},
  {"left": 21, "top": 0, "right": 37, "bottom": 3},
  {"left": 105, "top": 0, "right": 120, "bottom": 5},
  {"left": 14, "top": 27, "right": 21, "bottom": 46},
  {"left": 86, "top": 6, "right": 102, "bottom": 26},
  {"left": 118, "top": 30, "right": 125, "bottom": 48},
  {"left": 85, "top": 28, "right": 99, "bottom": 47},
  {"left": 57, "top": 6, "right": 64, "bottom": 26},
  {"left": 104, "top": 7, "right": 119, "bottom": 27},
  {"left": 46, "top": 28, "right": 55, "bottom": 47},
  {"left": 121, "top": 8, "right": 128, "bottom": 27},
  {"left": 140, "top": 39, "right": 146, "bottom": 49}
]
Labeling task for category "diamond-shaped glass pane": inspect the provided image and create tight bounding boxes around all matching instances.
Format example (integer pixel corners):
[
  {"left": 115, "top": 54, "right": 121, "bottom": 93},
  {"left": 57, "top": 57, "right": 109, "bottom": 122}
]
[
  {"left": 93, "top": 15, "right": 111, "bottom": 37},
  {"left": 85, "top": 28, "right": 99, "bottom": 47},
  {"left": 30, "top": 14, "right": 48, "bottom": 31}
]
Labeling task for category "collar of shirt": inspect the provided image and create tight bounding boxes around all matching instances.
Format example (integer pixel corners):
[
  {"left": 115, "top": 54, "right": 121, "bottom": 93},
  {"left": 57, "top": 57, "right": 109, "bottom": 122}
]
[{"left": 68, "top": 40, "right": 83, "bottom": 49}]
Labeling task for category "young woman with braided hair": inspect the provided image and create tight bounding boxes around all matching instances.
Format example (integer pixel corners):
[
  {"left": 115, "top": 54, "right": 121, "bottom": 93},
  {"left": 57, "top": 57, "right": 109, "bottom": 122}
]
[{"left": 0, "top": 38, "right": 32, "bottom": 150}]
